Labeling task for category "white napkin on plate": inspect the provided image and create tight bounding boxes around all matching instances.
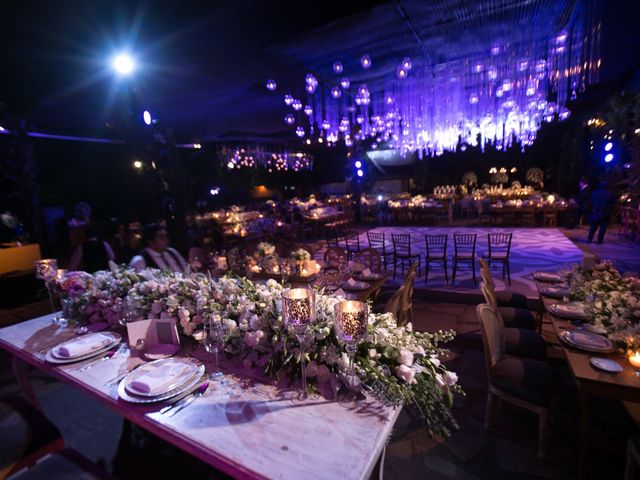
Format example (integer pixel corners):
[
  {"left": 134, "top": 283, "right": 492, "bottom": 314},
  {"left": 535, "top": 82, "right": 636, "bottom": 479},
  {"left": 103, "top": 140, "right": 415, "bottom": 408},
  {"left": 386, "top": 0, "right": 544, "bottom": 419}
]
[
  {"left": 127, "top": 361, "right": 194, "bottom": 395},
  {"left": 347, "top": 278, "right": 357, "bottom": 286},
  {"left": 361, "top": 268, "right": 372, "bottom": 277},
  {"left": 334, "top": 288, "right": 346, "bottom": 298},
  {"left": 54, "top": 333, "right": 114, "bottom": 358}
]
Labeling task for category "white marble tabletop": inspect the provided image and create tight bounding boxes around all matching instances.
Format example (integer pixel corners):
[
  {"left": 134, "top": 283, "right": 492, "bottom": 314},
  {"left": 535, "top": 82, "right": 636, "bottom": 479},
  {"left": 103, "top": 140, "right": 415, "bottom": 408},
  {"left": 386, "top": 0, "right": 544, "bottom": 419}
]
[{"left": 0, "top": 314, "right": 401, "bottom": 479}]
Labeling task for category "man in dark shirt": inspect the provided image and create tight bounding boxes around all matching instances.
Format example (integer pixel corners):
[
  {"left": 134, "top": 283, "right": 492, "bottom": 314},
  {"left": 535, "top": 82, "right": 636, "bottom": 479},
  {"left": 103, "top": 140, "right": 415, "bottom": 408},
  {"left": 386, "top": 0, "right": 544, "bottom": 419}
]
[{"left": 587, "top": 181, "right": 614, "bottom": 244}]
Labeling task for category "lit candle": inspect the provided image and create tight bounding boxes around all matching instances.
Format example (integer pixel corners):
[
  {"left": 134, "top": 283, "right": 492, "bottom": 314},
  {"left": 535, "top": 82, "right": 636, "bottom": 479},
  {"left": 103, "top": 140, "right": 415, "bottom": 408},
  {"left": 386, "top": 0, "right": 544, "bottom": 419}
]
[{"left": 629, "top": 351, "right": 640, "bottom": 368}]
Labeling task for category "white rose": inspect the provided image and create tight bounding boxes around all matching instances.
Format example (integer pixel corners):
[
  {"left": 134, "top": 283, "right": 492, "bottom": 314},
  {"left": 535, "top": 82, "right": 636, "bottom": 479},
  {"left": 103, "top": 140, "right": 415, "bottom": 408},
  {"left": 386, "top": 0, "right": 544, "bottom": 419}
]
[
  {"left": 397, "top": 349, "right": 414, "bottom": 367},
  {"left": 177, "top": 308, "right": 190, "bottom": 322},
  {"left": 435, "top": 371, "right": 458, "bottom": 388},
  {"left": 245, "top": 330, "right": 264, "bottom": 348},
  {"left": 223, "top": 318, "right": 237, "bottom": 333},
  {"left": 429, "top": 354, "right": 441, "bottom": 367},
  {"left": 368, "top": 348, "right": 378, "bottom": 358},
  {"left": 397, "top": 364, "right": 416, "bottom": 384},
  {"left": 249, "top": 314, "right": 261, "bottom": 331}
]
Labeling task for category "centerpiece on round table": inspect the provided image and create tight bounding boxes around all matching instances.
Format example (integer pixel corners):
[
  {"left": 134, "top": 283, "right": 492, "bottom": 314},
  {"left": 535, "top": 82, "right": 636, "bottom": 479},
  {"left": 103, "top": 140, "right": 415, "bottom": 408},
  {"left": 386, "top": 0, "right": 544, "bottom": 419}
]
[{"left": 290, "top": 248, "right": 312, "bottom": 274}]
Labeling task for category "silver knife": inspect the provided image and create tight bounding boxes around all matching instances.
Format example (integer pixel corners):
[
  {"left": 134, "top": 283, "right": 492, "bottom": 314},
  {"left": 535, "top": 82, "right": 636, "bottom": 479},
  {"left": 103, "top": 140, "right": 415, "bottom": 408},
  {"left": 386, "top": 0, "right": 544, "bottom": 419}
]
[
  {"left": 167, "top": 383, "right": 209, "bottom": 417},
  {"left": 75, "top": 349, "right": 117, "bottom": 372},
  {"left": 160, "top": 382, "right": 209, "bottom": 415}
]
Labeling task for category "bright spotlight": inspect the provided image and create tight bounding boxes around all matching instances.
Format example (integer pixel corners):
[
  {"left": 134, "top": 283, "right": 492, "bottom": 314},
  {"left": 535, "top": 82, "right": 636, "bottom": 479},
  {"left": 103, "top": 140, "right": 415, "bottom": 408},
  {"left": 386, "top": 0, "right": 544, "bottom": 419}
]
[
  {"left": 354, "top": 160, "right": 362, "bottom": 169},
  {"left": 209, "top": 187, "right": 220, "bottom": 196},
  {"left": 604, "top": 153, "right": 614, "bottom": 163},
  {"left": 377, "top": 194, "right": 383, "bottom": 201},
  {"left": 604, "top": 142, "right": 613, "bottom": 152},
  {"left": 133, "top": 160, "right": 143, "bottom": 169},
  {"left": 143, "top": 110, "right": 151, "bottom": 125},
  {"left": 112, "top": 54, "right": 134, "bottom": 75},
  {"left": 356, "top": 169, "right": 363, "bottom": 177}
]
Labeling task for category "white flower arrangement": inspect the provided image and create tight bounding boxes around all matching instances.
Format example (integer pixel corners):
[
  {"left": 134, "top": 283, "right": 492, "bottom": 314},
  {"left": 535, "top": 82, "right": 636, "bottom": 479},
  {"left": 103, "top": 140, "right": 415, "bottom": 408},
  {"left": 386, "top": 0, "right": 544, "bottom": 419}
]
[
  {"left": 290, "top": 248, "right": 312, "bottom": 261},
  {"left": 59, "top": 268, "right": 461, "bottom": 437}
]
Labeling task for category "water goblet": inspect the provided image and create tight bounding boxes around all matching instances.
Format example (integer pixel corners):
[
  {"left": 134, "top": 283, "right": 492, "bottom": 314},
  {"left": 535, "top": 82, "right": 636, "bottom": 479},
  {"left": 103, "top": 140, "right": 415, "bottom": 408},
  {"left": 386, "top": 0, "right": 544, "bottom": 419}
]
[
  {"left": 280, "top": 260, "right": 292, "bottom": 286},
  {"left": 334, "top": 300, "right": 368, "bottom": 404},
  {"left": 118, "top": 297, "right": 139, "bottom": 327},
  {"left": 283, "top": 288, "right": 316, "bottom": 400},
  {"left": 203, "top": 320, "right": 225, "bottom": 381},
  {"left": 35, "top": 259, "right": 60, "bottom": 324}
]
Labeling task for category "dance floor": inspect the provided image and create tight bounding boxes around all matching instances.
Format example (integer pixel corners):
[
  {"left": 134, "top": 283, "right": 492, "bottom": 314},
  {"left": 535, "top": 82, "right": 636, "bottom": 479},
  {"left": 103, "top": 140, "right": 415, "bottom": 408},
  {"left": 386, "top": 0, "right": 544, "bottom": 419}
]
[{"left": 364, "top": 227, "right": 584, "bottom": 298}]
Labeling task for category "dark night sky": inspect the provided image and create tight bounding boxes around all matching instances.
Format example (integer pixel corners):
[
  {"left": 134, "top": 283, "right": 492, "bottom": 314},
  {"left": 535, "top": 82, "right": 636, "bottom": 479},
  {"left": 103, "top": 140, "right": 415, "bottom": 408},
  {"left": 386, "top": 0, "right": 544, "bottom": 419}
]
[{"left": 0, "top": 0, "right": 638, "bottom": 144}]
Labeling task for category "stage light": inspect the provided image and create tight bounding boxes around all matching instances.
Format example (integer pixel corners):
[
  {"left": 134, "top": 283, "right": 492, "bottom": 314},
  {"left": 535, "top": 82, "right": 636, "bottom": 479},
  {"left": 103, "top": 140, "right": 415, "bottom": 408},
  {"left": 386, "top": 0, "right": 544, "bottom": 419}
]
[
  {"left": 354, "top": 160, "right": 362, "bottom": 169},
  {"left": 604, "top": 142, "right": 613, "bottom": 151},
  {"left": 604, "top": 153, "right": 614, "bottom": 163},
  {"left": 210, "top": 187, "right": 220, "bottom": 196},
  {"left": 193, "top": 143, "right": 202, "bottom": 149},
  {"left": 112, "top": 54, "right": 134, "bottom": 75},
  {"left": 356, "top": 169, "right": 363, "bottom": 177},
  {"left": 0, "top": 126, "right": 5, "bottom": 132},
  {"left": 133, "top": 160, "right": 143, "bottom": 169},
  {"left": 377, "top": 194, "right": 383, "bottom": 201},
  {"left": 143, "top": 110, "right": 151, "bottom": 125}
]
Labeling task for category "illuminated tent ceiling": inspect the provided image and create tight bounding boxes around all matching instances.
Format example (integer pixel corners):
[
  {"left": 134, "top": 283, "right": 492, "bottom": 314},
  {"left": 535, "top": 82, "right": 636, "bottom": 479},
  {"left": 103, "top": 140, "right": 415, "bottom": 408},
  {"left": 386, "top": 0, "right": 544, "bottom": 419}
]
[{"left": 268, "top": 0, "right": 600, "bottom": 155}]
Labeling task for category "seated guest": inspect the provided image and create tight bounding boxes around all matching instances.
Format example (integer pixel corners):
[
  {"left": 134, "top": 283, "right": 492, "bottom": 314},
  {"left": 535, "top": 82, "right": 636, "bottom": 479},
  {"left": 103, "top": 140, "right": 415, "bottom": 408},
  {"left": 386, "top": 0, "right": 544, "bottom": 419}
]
[
  {"left": 129, "top": 223, "right": 188, "bottom": 273},
  {"left": 68, "top": 223, "right": 115, "bottom": 272}
]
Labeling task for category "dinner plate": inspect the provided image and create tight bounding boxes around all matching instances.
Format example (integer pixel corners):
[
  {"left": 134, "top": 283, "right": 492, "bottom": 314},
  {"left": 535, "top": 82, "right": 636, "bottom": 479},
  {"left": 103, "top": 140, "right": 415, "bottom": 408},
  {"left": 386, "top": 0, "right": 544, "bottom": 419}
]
[
  {"left": 118, "top": 367, "right": 206, "bottom": 404},
  {"left": 45, "top": 333, "right": 121, "bottom": 365},
  {"left": 558, "top": 330, "right": 615, "bottom": 353},
  {"left": 355, "top": 273, "right": 384, "bottom": 282},
  {"left": 533, "top": 272, "right": 563, "bottom": 283},
  {"left": 340, "top": 280, "right": 370, "bottom": 291},
  {"left": 549, "top": 302, "right": 586, "bottom": 320},
  {"left": 590, "top": 357, "right": 622, "bottom": 373},
  {"left": 124, "top": 357, "right": 203, "bottom": 397},
  {"left": 143, "top": 344, "right": 181, "bottom": 360},
  {"left": 539, "top": 286, "right": 570, "bottom": 299},
  {"left": 51, "top": 332, "right": 121, "bottom": 360}
]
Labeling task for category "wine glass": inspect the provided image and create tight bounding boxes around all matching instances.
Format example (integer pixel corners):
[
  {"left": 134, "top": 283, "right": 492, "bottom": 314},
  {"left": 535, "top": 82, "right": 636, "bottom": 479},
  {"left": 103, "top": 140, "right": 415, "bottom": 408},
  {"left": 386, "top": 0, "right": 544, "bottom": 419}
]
[
  {"left": 203, "top": 320, "right": 225, "bottom": 380},
  {"left": 279, "top": 260, "right": 292, "bottom": 286},
  {"left": 35, "top": 259, "right": 60, "bottom": 324},
  {"left": 118, "top": 297, "right": 139, "bottom": 327},
  {"left": 283, "top": 288, "right": 315, "bottom": 400},
  {"left": 334, "top": 300, "right": 368, "bottom": 403}
]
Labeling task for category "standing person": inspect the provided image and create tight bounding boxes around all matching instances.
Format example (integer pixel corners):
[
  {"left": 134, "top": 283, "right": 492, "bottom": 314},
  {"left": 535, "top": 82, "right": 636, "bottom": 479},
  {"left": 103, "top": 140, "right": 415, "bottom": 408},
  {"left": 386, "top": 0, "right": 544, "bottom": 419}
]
[
  {"left": 68, "top": 223, "right": 115, "bottom": 272},
  {"left": 587, "top": 181, "right": 614, "bottom": 244},
  {"left": 129, "top": 223, "right": 188, "bottom": 273}
]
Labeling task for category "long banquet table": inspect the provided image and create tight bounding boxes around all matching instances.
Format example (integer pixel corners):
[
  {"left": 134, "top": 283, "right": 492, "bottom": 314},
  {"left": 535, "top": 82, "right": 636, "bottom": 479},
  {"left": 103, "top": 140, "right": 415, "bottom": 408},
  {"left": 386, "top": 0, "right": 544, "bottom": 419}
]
[
  {"left": 537, "top": 283, "right": 640, "bottom": 478},
  {"left": 0, "top": 314, "right": 401, "bottom": 479}
]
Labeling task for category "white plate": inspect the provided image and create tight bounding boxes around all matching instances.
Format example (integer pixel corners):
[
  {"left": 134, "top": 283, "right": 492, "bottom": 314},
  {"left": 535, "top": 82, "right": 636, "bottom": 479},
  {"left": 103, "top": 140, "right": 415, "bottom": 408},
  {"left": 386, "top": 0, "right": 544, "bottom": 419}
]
[
  {"left": 590, "top": 357, "right": 623, "bottom": 373},
  {"left": 341, "top": 280, "right": 370, "bottom": 291},
  {"left": 559, "top": 330, "right": 615, "bottom": 353},
  {"left": 45, "top": 334, "right": 121, "bottom": 365},
  {"left": 123, "top": 357, "right": 202, "bottom": 397},
  {"left": 355, "top": 273, "right": 383, "bottom": 281},
  {"left": 533, "top": 272, "right": 563, "bottom": 283},
  {"left": 539, "top": 286, "right": 570, "bottom": 299},
  {"left": 143, "top": 344, "right": 181, "bottom": 360},
  {"left": 51, "top": 332, "right": 121, "bottom": 359},
  {"left": 549, "top": 303, "right": 586, "bottom": 320},
  {"left": 118, "top": 361, "right": 205, "bottom": 404}
]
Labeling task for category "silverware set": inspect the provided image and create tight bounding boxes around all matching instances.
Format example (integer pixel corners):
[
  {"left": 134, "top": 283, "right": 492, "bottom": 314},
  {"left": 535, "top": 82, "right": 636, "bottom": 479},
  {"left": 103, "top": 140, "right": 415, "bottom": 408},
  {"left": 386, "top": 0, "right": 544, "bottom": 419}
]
[{"left": 160, "top": 382, "right": 209, "bottom": 416}]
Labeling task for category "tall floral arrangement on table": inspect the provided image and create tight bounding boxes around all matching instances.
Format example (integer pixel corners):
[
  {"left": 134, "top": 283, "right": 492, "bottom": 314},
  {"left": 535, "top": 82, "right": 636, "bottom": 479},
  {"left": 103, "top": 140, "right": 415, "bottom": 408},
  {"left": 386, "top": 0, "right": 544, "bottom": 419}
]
[
  {"left": 569, "top": 261, "right": 640, "bottom": 347},
  {"left": 254, "top": 242, "right": 279, "bottom": 272},
  {"left": 525, "top": 167, "right": 544, "bottom": 186}
]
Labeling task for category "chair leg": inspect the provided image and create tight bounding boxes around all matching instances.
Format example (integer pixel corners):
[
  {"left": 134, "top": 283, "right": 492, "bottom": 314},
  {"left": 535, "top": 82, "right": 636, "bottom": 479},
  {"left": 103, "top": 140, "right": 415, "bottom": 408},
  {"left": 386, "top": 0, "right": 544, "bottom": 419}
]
[
  {"left": 444, "top": 260, "right": 448, "bottom": 284},
  {"left": 452, "top": 260, "right": 457, "bottom": 284},
  {"left": 472, "top": 259, "right": 477, "bottom": 285},
  {"left": 484, "top": 391, "right": 494, "bottom": 430},
  {"left": 425, "top": 262, "right": 429, "bottom": 284},
  {"left": 393, "top": 256, "right": 397, "bottom": 280},
  {"left": 506, "top": 261, "right": 511, "bottom": 286},
  {"left": 538, "top": 409, "right": 549, "bottom": 459}
]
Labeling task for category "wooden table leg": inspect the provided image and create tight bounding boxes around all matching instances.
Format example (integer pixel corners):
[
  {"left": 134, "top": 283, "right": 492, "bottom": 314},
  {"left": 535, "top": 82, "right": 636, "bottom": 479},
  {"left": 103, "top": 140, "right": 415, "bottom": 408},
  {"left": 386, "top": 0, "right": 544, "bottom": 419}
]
[
  {"left": 578, "top": 389, "right": 589, "bottom": 479},
  {"left": 11, "top": 356, "right": 42, "bottom": 410}
]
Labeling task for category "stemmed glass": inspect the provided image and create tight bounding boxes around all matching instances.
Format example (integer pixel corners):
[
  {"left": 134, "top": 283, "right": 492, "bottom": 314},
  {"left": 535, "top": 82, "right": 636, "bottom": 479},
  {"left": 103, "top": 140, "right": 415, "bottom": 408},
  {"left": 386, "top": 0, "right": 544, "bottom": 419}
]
[
  {"left": 279, "top": 260, "right": 292, "bottom": 286},
  {"left": 334, "top": 300, "right": 369, "bottom": 403},
  {"left": 118, "top": 297, "right": 139, "bottom": 327},
  {"left": 283, "top": 288, "right": 316, "bottom": 400},
  {"left": 35, "top": 259, "right": 59, "bottom": 324},
  {"left": 202, "top": 319, "right": 225, "bottom": 380}
]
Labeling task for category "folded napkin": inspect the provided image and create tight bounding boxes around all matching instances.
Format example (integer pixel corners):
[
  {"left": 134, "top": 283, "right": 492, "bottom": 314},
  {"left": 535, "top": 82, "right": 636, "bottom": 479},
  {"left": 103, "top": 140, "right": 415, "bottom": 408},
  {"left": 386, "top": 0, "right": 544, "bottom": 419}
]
[
  {"left": 361, "top": 268, "right": 372, "bottom": 277},
  {"left": 535, "top": 272, "right": 562, "bottom": 282},
  {"left": 127, "top": 361, "right": 194, "bottom": 395},
  {"left": 571, "top": 331, "right": 610, "bottom": 348},
  {"left": 55, "top": 333, "right": 114, "bottom": 358},
  {"left": 347, "top": 278, "right": 357, "bottom": 286},
  {"left": 334, "top": 288, "right": 346, "bottom": 298}
]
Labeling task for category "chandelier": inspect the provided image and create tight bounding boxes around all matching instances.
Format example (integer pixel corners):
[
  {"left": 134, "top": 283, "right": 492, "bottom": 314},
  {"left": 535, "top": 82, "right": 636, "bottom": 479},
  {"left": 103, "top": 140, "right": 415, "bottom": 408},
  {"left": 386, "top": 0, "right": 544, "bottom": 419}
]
[
  {"left": 267, "top": 0, "right": 601, "bottom": 156},
  {"left": 218, "top": 146, "right": 313, "bottom": 173}
]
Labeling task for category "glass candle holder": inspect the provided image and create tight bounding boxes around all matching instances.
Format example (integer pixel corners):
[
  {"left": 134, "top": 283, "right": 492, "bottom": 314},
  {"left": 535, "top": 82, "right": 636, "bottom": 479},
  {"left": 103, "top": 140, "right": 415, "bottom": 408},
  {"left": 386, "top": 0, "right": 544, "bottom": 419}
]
[
  {"left": 283, "top": 288, "right": 316, "bottom": 399},
  {"left": 35, "top": 259, "right": 60, "bottom": 323},
  {"left": 334, "top": 300, "right": 368, "bottom": 401}
]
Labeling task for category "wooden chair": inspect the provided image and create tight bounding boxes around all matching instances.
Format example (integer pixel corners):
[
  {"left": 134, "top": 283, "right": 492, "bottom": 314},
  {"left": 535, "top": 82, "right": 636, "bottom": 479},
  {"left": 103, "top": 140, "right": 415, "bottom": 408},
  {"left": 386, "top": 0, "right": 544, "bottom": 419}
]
[
  {"left": 486, "top": 232, "right": 512, "bottom": 285},
  {"left": 323, "top": 246, "right": 347, "bottom": 270},
  {"left": 357, "top": 248, "right": 383, "bottom": 273},
  {"left": 476, "top": 304, "right": 556, "bottom": 459},
  {"left": 424, "top": 234, "right": 448, "bottom": 285},
  {"left": 521, "top": 208, "right": 536, "bottom": 226},
  {"left": 543, "top": 210, "right": 557, "bottom": 227},
  {"left": 342, "top": 229, "right": 361, "bottom": 261},
  {"left": 398, "top": 269, "right": 417, "bottom": 326},
  {"left": 478, "top": 258, "right": 528, "bottom": 309},
  {"left": 383, "top": 285, "right": 405, "bottom": 324},
  {"left": 391, "top": 233, "right": 421, "bottom": 280},
  {"left": 480, "top": 282, "right": 545, "bottom": 359},
  {"left": 452, "top": 233, "right": 477, "bottom": 285},
  {"left": 367, "top": 231, "right": 391, "bottom": 268}
]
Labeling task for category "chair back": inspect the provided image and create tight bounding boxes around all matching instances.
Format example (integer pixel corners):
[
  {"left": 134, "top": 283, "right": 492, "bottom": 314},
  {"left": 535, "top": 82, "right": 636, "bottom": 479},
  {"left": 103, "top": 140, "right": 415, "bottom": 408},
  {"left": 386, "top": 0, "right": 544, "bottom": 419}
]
[
  {"left": 453, "top": 233, "right": 477, "bottom": 257},
  {"left": 392, "top": 233, "right": 412, "bottom": 256},
  {"left": 343, "top": 230, "right": 360, "bottom": 251},
  {"left": 384, "top": 285, "right": 405, "bottom": 323},
  {"left": 357, "top": 248, "right": 383, "bottom": 273},
  {"left": 367, "top": 231, "right": 386, "bottom": 253},
  {"left": 477, "top": 303, "right": 505, "bottom": 376},
  {"left": 478, "top": 258, "right": 494, "bottom": 288},
  {"left": 398, "top": 271, "right": 416, "bottom": 326},
  {"left": 407, "top": 260, "right": 419, "bottom": 278},
  {"left": 425, "top": 234, "right": 447, "bottom": 259},
  {"left": 480, "top": 281, "right": 498, "bottom": 311},
  {"left": 487, "top": 233, "right": 512, "bottom": 259},
  {"left": 324, "top": 246, "right": 347, "bottom": 268}
]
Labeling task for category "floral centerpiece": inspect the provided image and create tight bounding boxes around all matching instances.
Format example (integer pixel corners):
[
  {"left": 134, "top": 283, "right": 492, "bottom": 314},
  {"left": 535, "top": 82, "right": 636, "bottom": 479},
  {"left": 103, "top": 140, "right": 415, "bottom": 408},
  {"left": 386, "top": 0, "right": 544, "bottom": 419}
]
[
  {"left": 58, "top": 267, "right": 462, "bottom": 437},
  {"left": 255, "top": 242, "right": 279, "bottom": 273},
  {"left": 569, "top": 261, "right": 640, "bottom": 348},
  {"left": 290, "top": 248, "right": 312, "bottom": 274}
]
